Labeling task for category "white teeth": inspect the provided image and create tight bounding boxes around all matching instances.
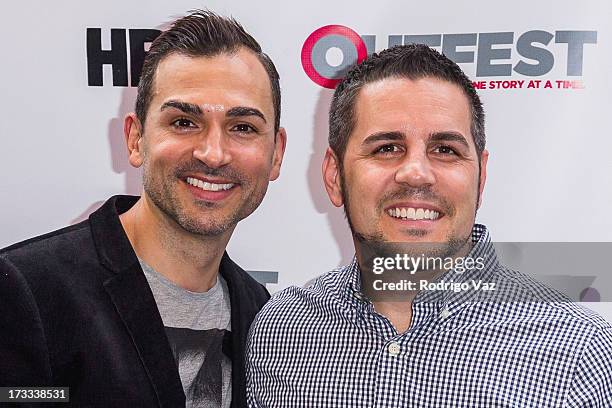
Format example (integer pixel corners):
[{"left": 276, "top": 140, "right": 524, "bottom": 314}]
[
  {"left": 186, "top": 177, "right": 235, "bottom": 192},
  {"left": 407, "top": 208, "right": 416, "bottom": 219},
  {"left": 387, "top": 207, "right": 440, "bottom": 221}
]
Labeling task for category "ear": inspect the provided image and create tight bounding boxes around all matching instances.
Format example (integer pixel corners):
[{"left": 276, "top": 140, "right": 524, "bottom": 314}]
[
  {"left": 477, "top": 149, "right": 489, "bottom": 209},
  {"left": 124, "top": 113, "right": 144, "bottom": 168},
  {"left": 269, "top": 127, "right": 287, "bottom": 181},
  {"left": 322, "top": 147, "right": 344, "bottom": 207}
]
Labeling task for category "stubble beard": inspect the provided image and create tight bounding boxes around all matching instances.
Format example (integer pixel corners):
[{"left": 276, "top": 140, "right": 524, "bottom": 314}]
[
  {"left": 141, "top": 158, "right": 265, "bottom": 237},
  {"left": 339, "top": 169, "right": 472, "bottom": 261}
]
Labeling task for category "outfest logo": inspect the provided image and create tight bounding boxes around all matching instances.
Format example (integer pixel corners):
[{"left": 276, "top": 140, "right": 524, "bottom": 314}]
[{"left": 301, "top": 25, "right": 598, "bottom": 90}]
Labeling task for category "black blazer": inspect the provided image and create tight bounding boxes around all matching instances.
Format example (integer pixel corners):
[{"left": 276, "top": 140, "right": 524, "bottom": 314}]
[{"left": 0, "top": 195, "right": 270, "bottom": 407}]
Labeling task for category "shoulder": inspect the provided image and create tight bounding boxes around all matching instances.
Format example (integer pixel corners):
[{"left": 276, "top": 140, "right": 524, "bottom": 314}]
[
  {"left": 494, "top": 266, "right": 612, "bottom": 330},
  {"left": 0, "top": 216, "right": 119, "bottom": 316},
  {"left": 264, "top": 267, "right": 346, "bottom": 312},
  {"left": 249, "top": 267, "right": 349, "bottom": 335},
  {"left": 565, "top": 317, "right": 612, "bottom": 404},
  {"left": 0, "top": 220, "right": 95, "bottom": 279},
  {"left": 2, "top": 220, "right": 90, "bottom": 256},
  {"left": 0, "top": 220, "right": 101, "bottom": 326}
]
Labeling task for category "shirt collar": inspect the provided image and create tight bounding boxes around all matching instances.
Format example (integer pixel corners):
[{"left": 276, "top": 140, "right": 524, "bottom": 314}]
[{"left": 341, "top": 224, "right": 499, "bottom": 309}]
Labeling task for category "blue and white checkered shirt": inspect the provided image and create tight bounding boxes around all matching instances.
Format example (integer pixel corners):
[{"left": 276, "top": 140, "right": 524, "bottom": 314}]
[{"left": 247, "top": 225, "right": 612, "bottom": 407}]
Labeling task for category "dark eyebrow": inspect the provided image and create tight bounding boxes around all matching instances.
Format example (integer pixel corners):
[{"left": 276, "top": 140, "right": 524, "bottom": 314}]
[
  {"left": 362, "top": 131, "right": 405, "bottom": 145},
  {"left": 160, "top": 100, "right": 202, "bottom": 116},
  {"left": 226, "top": 106, "right": 267, "bottom": 123},
  {"left": 429, "top": 131, "right": 470, "bottom": 149}
]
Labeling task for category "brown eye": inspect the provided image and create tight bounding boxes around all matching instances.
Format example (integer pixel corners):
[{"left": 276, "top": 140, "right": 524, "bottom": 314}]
[
  {"left": 434, "top": 145, "right": 457, "bottom": 155},
  {"left": 172, "top": 118, "right": 196, "bottom": 128},
  {"left": 231, "top": 123, "right": 256, "bottom": 133},
  {"left": 375, "top": 144, "right": 401, "bottom": 154}
]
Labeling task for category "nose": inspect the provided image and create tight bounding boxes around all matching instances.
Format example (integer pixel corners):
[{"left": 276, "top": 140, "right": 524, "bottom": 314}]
[
  {"left": 394, "top": 148, "right": 436, "bottom": 187},
  {"left": 192, "top": 124, "right": 232, "bottom": 169}
]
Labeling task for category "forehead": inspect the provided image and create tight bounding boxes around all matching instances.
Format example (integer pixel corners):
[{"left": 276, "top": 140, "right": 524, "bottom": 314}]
[
  {"left": 151, "top": 49, "right": 273, "bottom": 113},
  {"left": 352, "top": 76, "right": 472, "bottom": 142}
]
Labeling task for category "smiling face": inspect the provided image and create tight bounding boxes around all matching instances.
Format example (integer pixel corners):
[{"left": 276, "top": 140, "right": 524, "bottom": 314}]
[
  {"left": 323, "top": 76, "right": 488, "bottom": 256},
  {"left": 125, "top": 49, "right": 285, "bottom": 236}
]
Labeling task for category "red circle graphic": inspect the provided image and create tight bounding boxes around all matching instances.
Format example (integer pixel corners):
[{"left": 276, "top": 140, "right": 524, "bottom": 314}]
[{"left": 301, "top": 25, "right": 368, "bottom": 89}]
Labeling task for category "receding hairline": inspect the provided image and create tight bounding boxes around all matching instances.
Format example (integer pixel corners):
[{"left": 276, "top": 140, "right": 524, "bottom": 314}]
[{"left": 145, "top": 47, "right": 277, "bottom": 122}]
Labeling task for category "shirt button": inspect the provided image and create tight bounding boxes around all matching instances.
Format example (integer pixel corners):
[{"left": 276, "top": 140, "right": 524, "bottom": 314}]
[
  {"left": 440, "top": 308, "right": 450, "bottom": 319},
  {"left": 387, "top": 342, "right": 401, "bottom": 356}
]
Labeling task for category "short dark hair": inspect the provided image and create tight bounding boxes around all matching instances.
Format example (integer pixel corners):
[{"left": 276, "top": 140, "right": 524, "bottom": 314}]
[
  {"left": 135, "top": 10, "right": 281, "bottom": 133},
  {"left": 329, "top": 44, "right": 485, "bottom": 165}
]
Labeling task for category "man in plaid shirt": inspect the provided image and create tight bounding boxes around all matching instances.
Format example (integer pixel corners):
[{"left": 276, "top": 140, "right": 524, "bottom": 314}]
[{"left": 246, "top": 44, "right": 612, "bottom": 407}]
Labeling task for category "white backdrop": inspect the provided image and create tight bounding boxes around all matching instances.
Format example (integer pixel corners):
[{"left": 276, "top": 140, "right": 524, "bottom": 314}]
[{"left": 1, "top": 0, "right": 611, "bottom": 321}]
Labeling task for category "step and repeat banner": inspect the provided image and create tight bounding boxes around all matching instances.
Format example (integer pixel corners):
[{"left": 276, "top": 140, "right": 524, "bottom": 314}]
[{"left": 1, "top": 1, "right": 611, "bottom": 320}]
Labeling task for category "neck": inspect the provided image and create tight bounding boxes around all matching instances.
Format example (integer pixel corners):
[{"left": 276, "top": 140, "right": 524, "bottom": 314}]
[
  {"left": 372, "top": 299, "right": 414, "bottom": 334},
  {"left": 354, "top": 235, "right": 474, "bottom": 334},
  {"left": 120, "top": 194, "right": 234, "bottom": 292}
]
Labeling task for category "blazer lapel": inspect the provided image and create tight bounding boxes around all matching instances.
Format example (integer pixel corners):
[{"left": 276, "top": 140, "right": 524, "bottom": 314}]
[
  {"left": 91, "top": 196, "right": 185, "bottom": 408},
  {"left": 220, "top": 254, "right": 251, "bottom": 408},
  {"left": 104, "top": 269, "right": 185, "bottom": 408}
]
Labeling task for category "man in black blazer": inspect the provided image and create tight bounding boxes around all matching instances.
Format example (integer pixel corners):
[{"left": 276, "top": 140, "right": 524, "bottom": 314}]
[{"left": 0, "top": 10, "right": 286, "bottom": 408}]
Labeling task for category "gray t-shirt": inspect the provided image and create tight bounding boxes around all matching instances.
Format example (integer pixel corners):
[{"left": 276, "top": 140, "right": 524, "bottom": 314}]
[{"left": 139, "top": 259, "right": 232, "bottom": 408}]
